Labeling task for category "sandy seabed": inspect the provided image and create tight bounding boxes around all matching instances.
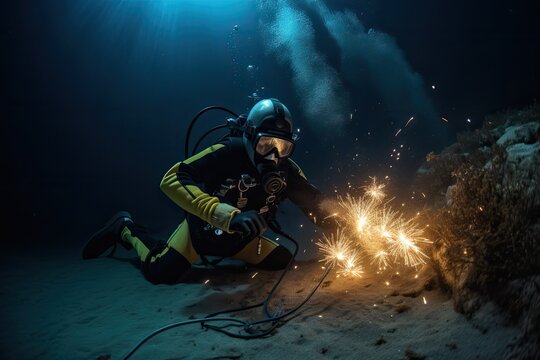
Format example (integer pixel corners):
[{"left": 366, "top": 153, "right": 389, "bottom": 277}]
[{"left": 0, "top": 250, "right": 519, "bottom": 360}]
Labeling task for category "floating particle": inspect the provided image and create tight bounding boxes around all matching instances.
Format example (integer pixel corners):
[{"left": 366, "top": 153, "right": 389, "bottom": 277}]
[
  {"left": 251, "top": 272, "right": 258, "bottom": 279},
  {"left": 395, "top": 129, "right": 402, "bottom": 137},
  {"left": 423, "top": 296, "right": 427, "bottom": 304},
  {"left": 432, "top": 85, "right": 436, "bottom": 89},
  {"left": 405, "top": 116, "right": 414, "bottom": 127},
  {"left": 441, "top": 117, "right": 448, "bottom": 123}
]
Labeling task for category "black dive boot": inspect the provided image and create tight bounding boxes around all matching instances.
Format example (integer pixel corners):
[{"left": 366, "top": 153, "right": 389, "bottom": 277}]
[{"left": 82, "top": 211, "right": 134, "bottom": 259}]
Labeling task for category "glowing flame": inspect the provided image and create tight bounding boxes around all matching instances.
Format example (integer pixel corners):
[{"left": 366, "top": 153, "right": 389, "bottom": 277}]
[
  {"left": 318, "top": 182, "right": 432, "bottom": 275},
  {"left": 371, "top": 249, "right": 390, "bottom": 270},
  {"left": 363, "top": 177, "right": 386, "bottom": 201},
  {"left": 387, "top": 220, "right": 431, "bottom": 267},
  {"left": 316, "top": 229, "right": 353, "bottom": 266},
  {"left": 316, "top": 229, "right": 363, "bottom": 277},
  {"left": 338, "top": 251, "right": 363, "bottom": 277},
  {"left": 357, "top": 215, "right": 368, "bottom": 233},
  {"left": 338, "top": 194, "right": 377, "bottom": 241}
]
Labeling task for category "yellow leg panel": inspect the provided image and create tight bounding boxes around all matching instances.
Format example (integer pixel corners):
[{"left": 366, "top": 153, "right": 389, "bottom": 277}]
[
  {"left": 121, "top": 226, "right": 150, "bottom": 262},
  {"left": 165, "top": 219, "right": 201, "bottom": 264},
  {"left": 232, "top": 236, "right": 278, "bottom": 265}
]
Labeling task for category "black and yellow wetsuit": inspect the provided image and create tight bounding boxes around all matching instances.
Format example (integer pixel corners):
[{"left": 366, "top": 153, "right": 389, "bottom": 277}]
[{"left": 121, "top": 137, "right": 327, "bottom": 284}]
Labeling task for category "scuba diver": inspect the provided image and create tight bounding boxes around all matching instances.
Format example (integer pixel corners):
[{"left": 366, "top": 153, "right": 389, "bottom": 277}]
[{"left": 82, "top": 98, "right": 335, "bottom": 284}]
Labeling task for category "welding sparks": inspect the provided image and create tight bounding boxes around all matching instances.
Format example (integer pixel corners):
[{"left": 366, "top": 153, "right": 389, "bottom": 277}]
[
  {"left": 371, "top": 250, "right": 390, "bottom": 270},
  {"left": 337, "top": 251, "right": 363, "bottom": 277},
  {"left": 323, "top": 212, "right": 339, "bottom": 220},
  {"left": 316, "top": 229, "right": 353, "bottom": 266},
  {"left": 387, "top": 219, "right": 431, "bottom": 267},
  {"left": 318, "top": 188, "right": 432, "bottom": 274},
  {"left": 317, "top": 177, "right": 432, "bottom": 281},
  {"left": 316, "top": 229, "right": 363, "bottom": 277},
  {"left": 405, "top": 116, "right": 414, "bottom": 127},
  {"left": 363, "top": 177, "right": 387, "bottom": 202},
  {"left": 338, "top": 195, "right": 378, "bottom": 238}
]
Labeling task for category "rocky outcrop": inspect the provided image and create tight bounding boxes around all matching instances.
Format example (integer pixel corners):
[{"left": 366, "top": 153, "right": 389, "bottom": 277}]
[{"left": 415, "top": 106, "right": 540, "bottom": 359}]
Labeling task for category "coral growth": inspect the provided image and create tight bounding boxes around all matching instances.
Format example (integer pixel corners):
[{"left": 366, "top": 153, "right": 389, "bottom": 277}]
[{"left": 414, "top": 105, "right": 540, "bottom": 359}]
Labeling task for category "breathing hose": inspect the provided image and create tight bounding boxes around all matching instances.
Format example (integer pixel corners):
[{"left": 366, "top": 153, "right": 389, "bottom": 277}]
[
  {"left": 184, "top": 106, "right": 238, "bottom": 159},
  {"left": 122, "top": 106, "right": 332, "bottom": 359},
  {"left": 122, "top": 224, "right": 332, "bottom": 359}
]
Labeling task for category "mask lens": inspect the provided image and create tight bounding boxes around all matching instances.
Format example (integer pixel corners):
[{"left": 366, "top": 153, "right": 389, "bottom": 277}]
[{"left": 255, "top": 136, "right": 294, "bottom": 158}]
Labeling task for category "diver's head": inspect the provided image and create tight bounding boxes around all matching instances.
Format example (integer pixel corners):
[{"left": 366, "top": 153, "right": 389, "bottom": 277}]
[{"left": 243, "top": 98, "right": 295, "bottom": 172}]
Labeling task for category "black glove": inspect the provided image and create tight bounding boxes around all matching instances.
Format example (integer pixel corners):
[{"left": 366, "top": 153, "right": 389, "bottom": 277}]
[{"left": 230, "top": 210, "right": 268, "bottom": 239}]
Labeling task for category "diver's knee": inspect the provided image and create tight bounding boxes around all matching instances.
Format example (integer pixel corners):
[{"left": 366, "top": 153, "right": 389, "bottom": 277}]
[
  {"left": 256, "top": 246, "right": 293, "bottom": 270},
  {"left": 143, "top": 248, "right": 192, "bottom": 285}
]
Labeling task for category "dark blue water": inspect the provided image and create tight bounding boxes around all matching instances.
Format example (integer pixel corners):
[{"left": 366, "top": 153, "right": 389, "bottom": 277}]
[{"left": 4, "top": 0, "right": 539, "bottom": 251}]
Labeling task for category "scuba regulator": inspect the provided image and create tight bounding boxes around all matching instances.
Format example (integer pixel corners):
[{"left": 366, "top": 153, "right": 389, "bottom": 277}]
[{"left": 185, "top": 99, "right": 296, "bottom": 196}]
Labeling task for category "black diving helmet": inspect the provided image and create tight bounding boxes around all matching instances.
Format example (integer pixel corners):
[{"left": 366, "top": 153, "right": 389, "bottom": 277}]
[{"left": 243, "top": 98, "right": 296, "bottom": 194}]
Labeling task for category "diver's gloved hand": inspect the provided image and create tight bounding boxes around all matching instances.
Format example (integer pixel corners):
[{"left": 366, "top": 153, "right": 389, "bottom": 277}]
[{"left": 230, "top": 210, "right": 267, "bottom": 239}]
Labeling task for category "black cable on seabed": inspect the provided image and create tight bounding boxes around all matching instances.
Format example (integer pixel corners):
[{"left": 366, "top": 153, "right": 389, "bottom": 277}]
[{"left": 122, "top": 223, "right": 332, "bottom": 359}]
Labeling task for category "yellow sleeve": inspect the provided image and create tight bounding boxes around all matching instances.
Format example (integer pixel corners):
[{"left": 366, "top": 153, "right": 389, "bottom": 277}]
[{"left": 160, "top": 146, "right": 240, "bottom": 233}]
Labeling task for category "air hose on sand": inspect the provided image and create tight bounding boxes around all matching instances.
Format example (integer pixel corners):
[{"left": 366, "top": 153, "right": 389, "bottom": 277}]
[
  {"left": 122, "top": 105, "right": 332, "bottom": 359},
  {"left": 123, "top": 223, "right": 332, "bottom": 359}
]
